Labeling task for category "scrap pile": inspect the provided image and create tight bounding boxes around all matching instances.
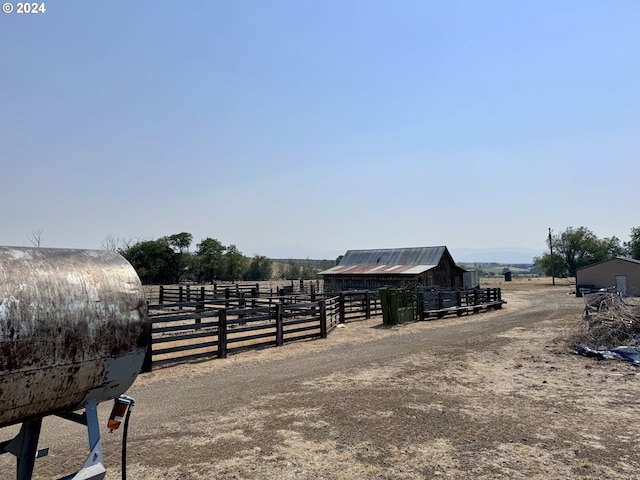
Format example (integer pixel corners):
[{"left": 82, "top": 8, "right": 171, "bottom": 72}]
[{"left": 570, "top": 296, "right": 640, "bottom": 364}]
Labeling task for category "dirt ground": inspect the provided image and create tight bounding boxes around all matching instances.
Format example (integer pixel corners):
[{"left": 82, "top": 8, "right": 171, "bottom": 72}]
[{"left": 2, "top": 277, "right": 640, "bottom": 479}]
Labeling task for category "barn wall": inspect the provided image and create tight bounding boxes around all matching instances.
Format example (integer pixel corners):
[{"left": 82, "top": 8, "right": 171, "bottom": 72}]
[
  {"left": 323, "top": 262, "right": 462, "bottom": 292},
  {"left": 433, "top": 256, "right": 463, "bottom": 288},
  {"left": 323, "top": 274, "right": 422, "bottom": 292},
  {"left": 577, "top": 259, "right": 640, "bottom": 296}
]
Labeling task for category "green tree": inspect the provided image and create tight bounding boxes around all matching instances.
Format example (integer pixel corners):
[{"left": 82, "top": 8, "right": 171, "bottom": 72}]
[
  {"left": 224, "top": 244, "right": 249, "bottom": 280},
  {"left": 281, "top": 259, "right": 302, "bottom": 279},
  {"left": 160, "top": 232, "right": 194, "bottom": 281},
  {"left": 121, "top": 238, "right": 179, "bottom": 284},
  {"left": 624, "top": 227, "right": 640, "bottom": 260},
  {"left": 594, "top": 235, "right": 625, "bottom": 259},
  {"left": 166, "top": 232, "right": 193, "bottom": 254},
  {"left": 195, "top": 238, "right": 226, "bottom": 282},
  {"left": 533, "top": 253, "right": 567, "bottom": 277},
  {"left": 244, "top": 255, "right": 273, "bottom": 281},
  {"left": 540, "top": 227, "right": 625, "bottom": 278}
]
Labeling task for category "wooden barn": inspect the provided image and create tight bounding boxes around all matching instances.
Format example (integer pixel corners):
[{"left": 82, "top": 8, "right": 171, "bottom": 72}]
[
  {"left": 576, "top": 256, "right": 640, "bottom": 297},
  {"left": 320, "top": 246, "right": 465, "bottom": 292}
]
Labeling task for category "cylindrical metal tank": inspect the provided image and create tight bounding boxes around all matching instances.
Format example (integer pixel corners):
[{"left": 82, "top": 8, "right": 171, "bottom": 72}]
[{"left": 0, "top": 246, "right": 150, "bottom": 428}]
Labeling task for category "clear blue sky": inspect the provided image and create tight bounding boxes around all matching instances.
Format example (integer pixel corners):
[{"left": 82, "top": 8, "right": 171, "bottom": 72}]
[{"left": 2, "top": 1, "right": 638, "bottom": 262}]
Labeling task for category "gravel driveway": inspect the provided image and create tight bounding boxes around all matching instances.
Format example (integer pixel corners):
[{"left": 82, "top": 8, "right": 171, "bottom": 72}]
[{"left": 3, "top": 280, "right": 639, "bottom": 479}]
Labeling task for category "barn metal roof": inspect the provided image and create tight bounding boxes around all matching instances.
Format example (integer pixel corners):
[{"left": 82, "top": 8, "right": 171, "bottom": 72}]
[
  {"left": 576, "top": 256, "right": 640, "bottom": 271},
  {"left": 319, "top": 264, "right": 437, "bottom": 276},
  {"left": 320, "top": 246, "right": 450, "bottom": 276}
]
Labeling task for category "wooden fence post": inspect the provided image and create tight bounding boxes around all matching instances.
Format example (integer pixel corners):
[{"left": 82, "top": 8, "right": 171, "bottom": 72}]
[
  {"left": 179, "top": 285, "right": 184, "bottom": 310},
  {"left": 339, "top": 292, "right": 346, "bottom": 324},
  {"left": 365, "top": 291, "right": 371, "bottom": 319},
  {"left": 195, "top": 287, "right": 204, "bottom": 325},
  {"left": 225, "top": 287, "right": 230, "bottom": 308},
  {"left": 275, "top": 304, "right": 284, "bottom": 347},
  {"left": 218, "top": 309, "right": 227, "bottom": 359},
  {"left": 239, "top": 292, "right": 246, "bottom": 325},
  {"left": 319, "top": 300, "right": 327, "bottom": 338},
  {"left": 142, "top": 331, "right": 153, "bottom": 372},
  {"left": 159, "top": 285, "right": 164, "bottom": 304}
]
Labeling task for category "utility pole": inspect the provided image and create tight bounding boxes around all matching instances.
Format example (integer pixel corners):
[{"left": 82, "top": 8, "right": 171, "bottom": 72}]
[{"left": 549, "top": 227, "right": 555, "bottom": 286}]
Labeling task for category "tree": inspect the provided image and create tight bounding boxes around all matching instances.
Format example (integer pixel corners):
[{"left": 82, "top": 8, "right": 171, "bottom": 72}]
[
  {"left": 533, "top": 253, "right": 567, "bottom": 277},
  {"left": 195, "top": 238, "right": 226, "bottom": 282},
  {"left": 537, "top": 226, "right": 626, "bottom": 278},
  {"left": 28, "top": 228, "right": 44, "bottom": 247},
  {"left": 244, "top": 255, "right": 273, "bottom": 281},
  {"left": 121, "top": 239, "right": 179, "bottom": 284},
  {"left": 281, "top": 259, "right": 302, "bottom": 279},
  {"left": 102, "top": 235, "right": 136, "bottom": 252},
  {"left": 223, "top": 244, "right": 249, "bottom": 281},
  {"left": 102, "top": 235, "right": 120, "bottom": 251},
  {"left": 166, "top": 232, "right": 193, "bottom": 254},
  {"left": 624, "top": 227, "right": 640, "bottom": 260},
  {"left": 301, "top": 258, "right": 318, "bottom": 279},
  {"left": 161, "top": 232, "right": 194, "bottom": 281},
  {"left": 594, "top": 235, "right": 625, "bottom": 260}
]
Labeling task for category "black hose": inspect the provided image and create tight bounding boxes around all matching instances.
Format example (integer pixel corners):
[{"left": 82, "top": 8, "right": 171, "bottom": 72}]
[{"left": 121, "top": 406, "right": 134, "bottom": 480}]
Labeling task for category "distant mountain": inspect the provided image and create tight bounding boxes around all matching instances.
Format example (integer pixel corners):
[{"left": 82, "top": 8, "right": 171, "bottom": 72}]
[
  {"left": 260, "top": 246, "right": 544, "bottom": 265},
  {"left": 450, "top": 247, "right": 543, "bottom": 264},
  {"left": 257, "top": 246, "right": 344, "bottom": 260}
]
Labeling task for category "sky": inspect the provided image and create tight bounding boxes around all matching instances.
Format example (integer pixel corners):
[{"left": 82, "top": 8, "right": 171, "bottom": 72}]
[{"left": 1, "top": 1, "right": 638, "bottom": 263}]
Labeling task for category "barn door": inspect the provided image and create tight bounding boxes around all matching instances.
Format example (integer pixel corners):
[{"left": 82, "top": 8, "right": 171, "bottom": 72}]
[{"left": 615, "top": 275, "right": 628, "bottom": 297}]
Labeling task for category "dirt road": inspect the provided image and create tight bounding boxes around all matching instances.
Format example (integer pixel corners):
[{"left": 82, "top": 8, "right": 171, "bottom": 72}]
[{"left": 3, "top": 280, "right": 639, "bottom": 479}]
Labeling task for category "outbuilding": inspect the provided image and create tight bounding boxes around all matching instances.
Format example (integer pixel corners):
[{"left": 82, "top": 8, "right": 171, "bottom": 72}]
[
  {"left": 575, "top": 256, "right": 640, "bottom": 297},
  {"left": 320, "top": 246, "right": 465, "bottom": 292}
]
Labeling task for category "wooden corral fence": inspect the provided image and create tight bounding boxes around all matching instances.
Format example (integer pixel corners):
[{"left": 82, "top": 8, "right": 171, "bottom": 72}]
[
  {"left": 148, "top": 283, "right": 362, "bottom": 368},
  {"left": 147, "top": 283, "right": 500, "bottom": 368},
  {"left": 322, "top": 289, "right": 382, "bottom": 323},
  {"left": 144, "top": 280, "right": 323, "bottom": 304},
  {"left": 421, "top": 287, "right": 504, "bottom": 319}
]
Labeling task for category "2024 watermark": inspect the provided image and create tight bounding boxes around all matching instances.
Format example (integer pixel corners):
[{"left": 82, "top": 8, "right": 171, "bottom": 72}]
[{"left": 3, "top": 2, "right": 46, "bottom": 14}]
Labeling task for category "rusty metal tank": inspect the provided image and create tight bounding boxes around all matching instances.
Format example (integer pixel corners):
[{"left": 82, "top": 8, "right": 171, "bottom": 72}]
[{"left": 0, "top": 246, "right": 150, "bottom": 428}]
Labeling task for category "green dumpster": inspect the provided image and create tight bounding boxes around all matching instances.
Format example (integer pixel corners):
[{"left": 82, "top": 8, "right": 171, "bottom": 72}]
[{"left": 380, "top": 287, "right": 416, "bottom": 325}]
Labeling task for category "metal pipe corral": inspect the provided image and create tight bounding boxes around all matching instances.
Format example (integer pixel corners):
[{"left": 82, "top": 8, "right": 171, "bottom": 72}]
[{"left": 0, "top": 246, "right": 150, "bottom": 428}]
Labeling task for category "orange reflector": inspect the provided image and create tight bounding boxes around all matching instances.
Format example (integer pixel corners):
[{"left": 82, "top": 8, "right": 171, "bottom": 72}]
[{"left": 107, "top": 398, "right": 130, "bottom": 431}]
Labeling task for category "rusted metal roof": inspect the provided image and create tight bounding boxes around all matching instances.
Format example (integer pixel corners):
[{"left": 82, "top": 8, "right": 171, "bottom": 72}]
[
  {"left": 320, "top": 263, "right": 437, "bottom": 276},
  {"left": 320, "top": 246, "right": 450, "bottom": 276}
]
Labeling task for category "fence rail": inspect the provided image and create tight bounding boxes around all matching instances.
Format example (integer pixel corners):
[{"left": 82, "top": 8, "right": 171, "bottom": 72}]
[
  {"left": 148, "top": 284, "right": 502, "bottom": 368},
  {"left": 421, "top": 287, "right": 504, "bottom": 318}
]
